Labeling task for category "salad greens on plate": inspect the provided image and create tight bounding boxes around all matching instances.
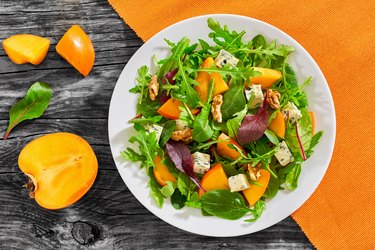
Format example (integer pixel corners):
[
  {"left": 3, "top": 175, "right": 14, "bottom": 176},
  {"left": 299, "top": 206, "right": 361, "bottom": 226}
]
[{"left": 121, "top": 18, "right": 323, "bottom": 222}]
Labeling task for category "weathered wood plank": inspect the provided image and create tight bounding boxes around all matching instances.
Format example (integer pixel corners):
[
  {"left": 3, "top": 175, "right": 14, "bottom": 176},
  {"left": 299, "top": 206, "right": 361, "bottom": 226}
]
[{"left": 0, "top": 0, "right": 314, "bottom": 249}]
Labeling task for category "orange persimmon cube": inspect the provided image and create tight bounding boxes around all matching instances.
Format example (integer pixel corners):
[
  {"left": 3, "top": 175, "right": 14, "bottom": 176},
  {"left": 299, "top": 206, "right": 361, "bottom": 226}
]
[
  {"left": 247, "top": 67, "right": 282, "bottom": 89},
  {"left": 242, "top": 169, "right": 270, "bottom": 206},
  {"left": 268, "top": 111, "right": 286, "bottom": 139},
  {"left": 216, "top": 133, "right": 245, "bottom": 160},
  {"left": 194, "top": 57, "right": 229, "bottom": 102},
  {"left": 153, "top": 156, "right": 176, "bottom": 186},
  {"left": 198, "top": 163, "right": 229, "bottom": 197},
  {"left": 157, "top": 98, "right": 199, "bottom": 120},
  {"left": 2, "top": 34, "right": 50, "bottom": 65},
  {"left": 56, "top": 25, "right": 95, "bottom": 76}
]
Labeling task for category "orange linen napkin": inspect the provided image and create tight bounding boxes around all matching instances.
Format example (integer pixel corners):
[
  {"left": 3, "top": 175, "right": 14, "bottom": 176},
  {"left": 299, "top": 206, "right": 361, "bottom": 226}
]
[{"left": 108, "top": 0, "right": 375, "bottom": 249}]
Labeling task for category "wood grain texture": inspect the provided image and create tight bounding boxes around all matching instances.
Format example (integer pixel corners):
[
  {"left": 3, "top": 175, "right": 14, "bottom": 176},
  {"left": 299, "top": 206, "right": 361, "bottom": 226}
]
[{"left": 0, "top": 0, "right": 314, "bottom": 249}]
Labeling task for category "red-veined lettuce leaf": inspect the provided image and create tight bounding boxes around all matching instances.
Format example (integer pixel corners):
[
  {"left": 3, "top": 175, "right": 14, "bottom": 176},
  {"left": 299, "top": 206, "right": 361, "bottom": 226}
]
[
  {"left": 165, "top": 140, "right": 205, "bottom": 191},
  {"left": 237, "top": 91, "right": 268, "bottom": 145}
]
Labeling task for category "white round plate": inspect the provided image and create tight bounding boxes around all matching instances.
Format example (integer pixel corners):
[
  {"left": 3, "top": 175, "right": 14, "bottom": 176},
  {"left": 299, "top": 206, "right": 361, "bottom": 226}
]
[{"left": 108, "top": 14, "right": 336, "bottom": 237}]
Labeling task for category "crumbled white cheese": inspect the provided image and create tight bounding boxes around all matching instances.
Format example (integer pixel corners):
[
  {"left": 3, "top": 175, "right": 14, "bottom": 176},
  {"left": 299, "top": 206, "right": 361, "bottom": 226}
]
[
  {"left": 192, "top": 152, "right": 211, "bottom": 174},
  {"left": 274, "top": 141, "right": 294, "bottom": 166},
  {"left": 144, "top": 124, "right": 163, "bottom": 142},
  {"left": 228, "top": 174, "right": 250, "bottom": 192},
  {"left": 245, "top": 84, "right": 264, "bottom": 109},
  {"left": 282, "top": 102, "right": 302, "bottom": 124},
  {"left": 215, "top": 49, "right": 239, "bottom": 68}
]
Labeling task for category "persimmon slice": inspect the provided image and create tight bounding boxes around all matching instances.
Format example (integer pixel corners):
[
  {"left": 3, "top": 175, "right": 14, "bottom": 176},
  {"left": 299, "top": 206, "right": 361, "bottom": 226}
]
[
  {"left": 56, "top": 25, "right": 95, "bottom": 76},
  {"left": 268, "top": 111, "right": 285, "bottom": 139},
  {"left": 2, "top": 34, "right": 50, "bottom": 65},
  {"left": 18, "top": 132, "right": 98, "bottom": 210},
  {"left": 153, "top": 156, "right": 176, "bottom": 186},
  {"left": 216, "top": 133, "right": 245, "bottom": 160},
  {"left": 198, "top": 163, "right": 229, "bottom": 197}
]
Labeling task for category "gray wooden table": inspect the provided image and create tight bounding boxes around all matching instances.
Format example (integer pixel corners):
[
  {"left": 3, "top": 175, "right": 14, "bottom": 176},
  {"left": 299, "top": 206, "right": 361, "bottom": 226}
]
[{"left": 0, "top": 1, "right": 314, "bottom": 249}]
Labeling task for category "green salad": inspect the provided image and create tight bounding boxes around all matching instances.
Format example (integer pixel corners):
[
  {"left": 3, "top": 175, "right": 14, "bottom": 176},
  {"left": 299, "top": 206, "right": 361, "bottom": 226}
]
[{"left": 122, "top": 18, "right": 323, "bottom": 222}]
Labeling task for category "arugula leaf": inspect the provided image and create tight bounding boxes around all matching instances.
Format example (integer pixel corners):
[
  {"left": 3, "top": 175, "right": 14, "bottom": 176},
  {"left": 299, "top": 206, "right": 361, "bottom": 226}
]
[
  {"left": 120, "top": 148, "right": 145, "bottom": 163},
  {"left": 226, "top": 106, "right": 247, "bottom": 140},
  {"left": 207, "top": 18, "right": 245, "bottom": 50},
  {"left": 196, "top": 65, "right": 258, "bottom": 82},
  {"left": 201, "top": 190, "right": 251, "bottom": 220},
  {"left": 176, "top": 58, "right": 200, "bottom": 108},
  {"left": 157, "top": 37, "right": 190, "bottom": 81},
  {"left": 147, "top": 167, "right": 164, "bottom": 208},
  {"left": 192, "top": 81, "right": 214, "bottom": 142},
  {"left": 129, "top": 116, "right": 163, "bottom": 125},
  {"left": 305, "top": 130, "right": 323, "bottom": 158},
  {"left": 245, "top": 200, "right": 266, "bottom": 222},
  {"left": 130, "top": 66, "right": 151, "bottom": 104},
  {"left": 159, "top": 120, "right": 176, "bottom": 147},
  {"left": 121, "top": 123, "right": 159, "bottom": 171},
  {"left": 4, "top": 82, "right": 52, "bottom": 140},
  {"left": 189, "top": 139, "right": 223, "bottom": 153},
  {"left": 221, "top": 80, "right": 246, "bottom": 121},
  {"left": 285, "top": 109, "right": 312, "bottom": 158},
  {"left": 277, "top": 64, "right": 308, "bottom": 108}
]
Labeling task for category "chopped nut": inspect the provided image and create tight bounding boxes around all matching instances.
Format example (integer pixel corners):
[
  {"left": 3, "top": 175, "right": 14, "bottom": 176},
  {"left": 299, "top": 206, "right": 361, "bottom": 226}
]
[
  {"left": 266, "top": 89, "right": 281, "bottom": 109},
  {"left": 171, "top": 128, "right": 193, "bottom": 142},
  {"left": 148, "top": 75, "right": 159, "bottom": 101},
  {"left": 247, "top": 163, "right": 261, "bottom": 181},
  {"left": 211, "top": 94, "right": 223, "bottom": 123}
]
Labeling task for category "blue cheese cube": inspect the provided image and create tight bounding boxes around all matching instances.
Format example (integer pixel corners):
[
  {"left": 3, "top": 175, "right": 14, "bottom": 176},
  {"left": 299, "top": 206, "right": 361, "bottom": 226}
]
[
  {"left": 144, "top": 124, "right": 163, "bottom": 142},
  {"left": 192, "top": 152, "right": 211, "bottom": 174},
  {"left": 228, "top": 174, "right": 250, "bottom": 192},
  {"left": 215, "top": 49, "right": 239, "bottom": 68},
  {"left": 274, "top": 141, "right": 294, "bottom": 166},
  {"left": 175, "top": 119, "right": 188, "bottom": 131},
  {"left": 282, "top": 102, "right": 302, "bottom": 124},
  {"left": 245, "top": 84, "right": 264, "bottom": 109}
]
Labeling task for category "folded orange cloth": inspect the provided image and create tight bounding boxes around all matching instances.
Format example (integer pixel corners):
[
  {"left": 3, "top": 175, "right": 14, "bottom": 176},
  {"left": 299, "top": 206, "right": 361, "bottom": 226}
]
[{"left": 108, "top": 0, "right": 375, "bottom": 248}]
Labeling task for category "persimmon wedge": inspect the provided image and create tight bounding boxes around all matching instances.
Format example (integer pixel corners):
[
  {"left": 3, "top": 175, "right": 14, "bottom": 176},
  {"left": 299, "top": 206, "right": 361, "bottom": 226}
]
[
  {"left": 216, "top": 133, "right": 245, "bottom": 160},
  {"left": 198, "top": 163, "right": 229, "bottom": 197},
  {"left": 56, "top": 25, "right": 95, "bottom": 76},
  {"left": 18, "top": 132, "right": 98, "bottom": 210},
  {"left": 242, "top": 169, "right": 270, "bottom": 206},
  {"left": 268, "top": 111, "right": 285, "bottom": 139},
  {"left": 153, "top": 156, "right": 176, "bottom": 186},
  {"left": 194, "top": 57, "right": 229, "bottom": 102},
  {"left": 2, "top": 34, "right": 50, "bottom": 65},
  {"left": 157, "top": 98, "right": 200, "bottom": 120},
  {"left": 246, "top": 67, "right": 282, "bottom": 89}
]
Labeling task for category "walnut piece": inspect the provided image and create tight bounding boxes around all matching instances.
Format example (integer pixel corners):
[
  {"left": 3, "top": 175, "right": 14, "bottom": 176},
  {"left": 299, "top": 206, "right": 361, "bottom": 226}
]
[
  {"left": 211, "top": 94, "right": 223, "bottom": 123},
  {"left": 148, "top": 75, "right": 159, "bottom": 101},
  {"left": 247, "top": 163, "right": 261, "bottom": 181},
  {"left": 266, "top": 89, "right": 281, "bottom": 109},
  {"left": 171, "top": 128, "right": 193, "bottom": 142}
]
